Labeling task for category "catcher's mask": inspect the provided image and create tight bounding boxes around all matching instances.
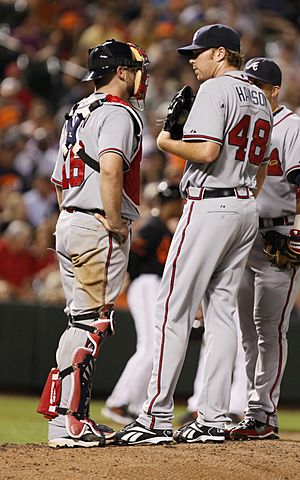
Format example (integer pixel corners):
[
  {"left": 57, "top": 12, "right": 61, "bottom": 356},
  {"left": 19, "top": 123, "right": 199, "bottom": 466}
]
[{"left": 82, "top": 39, "right": 150, "bottom": 111}]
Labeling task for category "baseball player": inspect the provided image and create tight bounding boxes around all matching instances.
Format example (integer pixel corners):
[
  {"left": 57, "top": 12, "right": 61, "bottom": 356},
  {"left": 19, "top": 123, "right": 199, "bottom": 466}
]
[
  {"left": 230, "top": 58, "right": 300, "bottom": 440},
  {"left": 37, "top": 39, "right": 150, "bottom": 448},
  {"left": 102, "top": 181, "right": 184, "bottom": 424},
  {"left": 115, "top": 23, "right": 273, "bottom": 446}
]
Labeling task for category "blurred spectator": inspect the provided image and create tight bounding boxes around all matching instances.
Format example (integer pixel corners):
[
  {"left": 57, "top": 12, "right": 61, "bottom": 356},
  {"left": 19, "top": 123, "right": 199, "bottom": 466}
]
[
  {"left": 23, "top": 175, "right": 57, "bottom": 228},
  {"left": 13, "top": 126, "right": 58, "bottom": 188},
  {"left": 0, "top": 131, "right": 24, "bottom": 192},
  {"left": 0, "top": 190, "right": 28, "bottom": 233},
  {"left": 0, "top": 220, "right": 35, "bottom": 300}
]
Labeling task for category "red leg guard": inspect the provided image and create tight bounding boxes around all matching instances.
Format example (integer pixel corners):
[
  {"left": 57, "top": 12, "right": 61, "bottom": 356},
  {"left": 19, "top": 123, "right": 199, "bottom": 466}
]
[
  {"left": 66, "top": 306, "right": 115, "bottom": 439},
  {"left": 37, "top": 368, "right": 61, "bottom": 419}
]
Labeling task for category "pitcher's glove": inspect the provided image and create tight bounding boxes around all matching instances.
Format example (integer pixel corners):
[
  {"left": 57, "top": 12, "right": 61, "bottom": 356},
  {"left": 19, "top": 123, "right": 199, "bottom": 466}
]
[
  {"left": 263, "top": 229, "right": 300, "bottom": 268},
  {"left": 163, "top": 85, "right": 194, "bottom": 140}
]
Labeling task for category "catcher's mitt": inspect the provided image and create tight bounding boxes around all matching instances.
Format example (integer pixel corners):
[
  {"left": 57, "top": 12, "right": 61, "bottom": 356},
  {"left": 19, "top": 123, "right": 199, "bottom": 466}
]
[
  {"left": 163, "top": 85, "right": 194, "bottom": 140},
  {"left": 263, "top": 230, "right": 300, "bottom": 268}
]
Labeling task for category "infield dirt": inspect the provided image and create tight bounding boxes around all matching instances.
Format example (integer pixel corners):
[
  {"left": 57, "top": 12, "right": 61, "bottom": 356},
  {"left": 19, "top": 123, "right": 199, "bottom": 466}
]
[{"left": 1, "top": 438, "right": 300, "bottom": 480}]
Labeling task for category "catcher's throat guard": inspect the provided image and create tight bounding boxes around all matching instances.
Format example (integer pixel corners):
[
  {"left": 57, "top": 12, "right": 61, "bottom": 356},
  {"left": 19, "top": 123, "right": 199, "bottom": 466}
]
[{"left": 37, "top": 305, "right": 114, "bottom": 437}]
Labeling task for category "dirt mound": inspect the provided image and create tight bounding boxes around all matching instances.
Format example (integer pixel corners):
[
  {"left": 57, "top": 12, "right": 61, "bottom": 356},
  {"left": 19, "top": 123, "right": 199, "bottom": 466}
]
[{"left": 0, "top": 439, "right": 300, "bottom": 480}]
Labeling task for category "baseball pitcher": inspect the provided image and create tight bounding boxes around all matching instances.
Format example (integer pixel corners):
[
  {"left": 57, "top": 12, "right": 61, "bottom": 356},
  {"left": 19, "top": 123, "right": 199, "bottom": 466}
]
[{"left": 116, "top": 24, "right": 273, "bottom": 446}]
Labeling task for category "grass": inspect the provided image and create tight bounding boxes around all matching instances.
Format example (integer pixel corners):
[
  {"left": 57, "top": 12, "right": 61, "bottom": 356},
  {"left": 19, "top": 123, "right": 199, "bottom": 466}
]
[{"left": 1, "top": 394, "right": 300, "bottom": 444}]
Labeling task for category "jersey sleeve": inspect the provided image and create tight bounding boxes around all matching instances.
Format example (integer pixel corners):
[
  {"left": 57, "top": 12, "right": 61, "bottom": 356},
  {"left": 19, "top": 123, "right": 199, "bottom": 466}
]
[
  {"left": 183, "top": 80, "right": 225, "bottom": 145},
  {"left": 51, "top": 125, "right": 67, "bottom": 186},
  {"left": 284, "top": 124, "right": 300, "bottom": 184},
  {"left": 98, "top": 108, "right": 135, "bottom": 172}
]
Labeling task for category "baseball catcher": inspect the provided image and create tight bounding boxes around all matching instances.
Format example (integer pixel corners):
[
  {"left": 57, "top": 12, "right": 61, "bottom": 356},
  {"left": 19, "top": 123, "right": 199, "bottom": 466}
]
[
  {"left": 263, "top": 229, "right": 300, "bottom": 268},
  {"left": 163, "top": 85, "right": 194, "bottom": 139}
]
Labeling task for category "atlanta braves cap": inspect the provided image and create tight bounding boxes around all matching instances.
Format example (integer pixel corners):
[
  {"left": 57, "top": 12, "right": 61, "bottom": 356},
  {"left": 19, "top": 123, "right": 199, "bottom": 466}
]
[
  {"left": 177, "top": 24, "right": 240, "bottom": 56},
  {"left": 244, "top": 58, "right": 282, "bottom": 86}
]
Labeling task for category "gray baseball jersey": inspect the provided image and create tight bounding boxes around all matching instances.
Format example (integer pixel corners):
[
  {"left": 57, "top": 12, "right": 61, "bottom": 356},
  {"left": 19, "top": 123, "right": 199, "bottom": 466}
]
[
  {"left": 181, "top": 71, "right": 273, "bottom": 194},
  {"left": 134, "top": 71, "right": 273, "bottom": 431},
  {"left": 51, "top": 92, "right": 143, "bottom": 221},
  {"left": 238, "top": 105, "right": 300, "bottom": 429},
  {"left": 257, "top": 105, "right": 300, "bottom": 218}
]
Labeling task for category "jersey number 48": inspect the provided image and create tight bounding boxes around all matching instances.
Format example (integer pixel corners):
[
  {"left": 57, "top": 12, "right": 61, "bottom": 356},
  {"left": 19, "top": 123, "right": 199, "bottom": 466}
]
[{"left": 229, "top": 114, "right": 271, "bottom": 166}]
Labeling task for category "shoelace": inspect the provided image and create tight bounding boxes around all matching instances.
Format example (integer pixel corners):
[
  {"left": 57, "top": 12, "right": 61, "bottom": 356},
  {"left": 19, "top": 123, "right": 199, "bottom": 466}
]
[{"left": 238, "top": 418, "right": 256, "bottom": 429}]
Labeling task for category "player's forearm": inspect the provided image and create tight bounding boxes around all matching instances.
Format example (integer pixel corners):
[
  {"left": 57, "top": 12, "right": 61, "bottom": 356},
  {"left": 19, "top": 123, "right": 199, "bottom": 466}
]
[
  {"left": 157, "top": 130, "right": 220, "bottom": 164},
  {"left": 99, "top": 160, "right": 123, "bottom": 230},
  {"left": 254, "top": 164, "right": 267, "bottom": 197},
  {"left": 55, "top": 185, "right": 63, "bottom": 209}
]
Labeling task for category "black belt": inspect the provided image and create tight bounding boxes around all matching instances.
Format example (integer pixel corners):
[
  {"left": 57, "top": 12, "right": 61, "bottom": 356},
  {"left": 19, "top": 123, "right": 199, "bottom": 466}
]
[
  {"left": 187, "top": 187, "right": 252, "bottom": 200},
  {"left": 64, "top": 207, "right": 105, "bottom": 216},
  {"left": 63, "top": 206, "right": 132, "bottom": 225},
  {"left": 259, "top": 215, "right": 294, "bottom": 229},
  {"left": 203, "top": 188, "right": 236, "bottom": 199}
]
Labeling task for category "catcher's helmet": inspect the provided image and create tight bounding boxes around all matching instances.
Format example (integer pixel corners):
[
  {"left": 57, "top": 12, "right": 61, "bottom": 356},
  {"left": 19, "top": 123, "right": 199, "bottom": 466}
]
[
  {"left": 82, "top": 39, "right": 149, "bottom": 110},
  {"left": 244, "top": 58, "right": 282, "bottom": 86},
  {"left": 82, "top": 40, "right": 141, "bottom": 81}
]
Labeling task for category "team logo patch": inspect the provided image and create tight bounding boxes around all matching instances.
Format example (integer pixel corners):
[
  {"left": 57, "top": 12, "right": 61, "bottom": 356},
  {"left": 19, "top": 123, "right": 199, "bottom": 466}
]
[{"left": 247, "top": 60, "right": 260, "bottom": 71}]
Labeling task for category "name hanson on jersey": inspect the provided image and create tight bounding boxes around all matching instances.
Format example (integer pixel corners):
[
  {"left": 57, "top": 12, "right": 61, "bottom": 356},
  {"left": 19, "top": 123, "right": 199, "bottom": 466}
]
[{"left": 235, "top": 86, "right": 267, "bottom": 107}]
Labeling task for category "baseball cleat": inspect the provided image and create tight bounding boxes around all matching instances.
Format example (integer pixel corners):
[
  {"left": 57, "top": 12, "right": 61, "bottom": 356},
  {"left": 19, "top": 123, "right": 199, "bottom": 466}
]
[
  {"left": 101, "top": 405, "right": 136, "bottom": 426},
  {"left": 48, "top": 432, "right": 105, "bottom": 448},
  {"left": 115, "top": 421, "right": 173, "bottom": 446},
  {"left": 48, "top": 422, "right": 115, "bottom": 448},
  {"left": 173, "top": 420, "right": 225, "bottom": 443},
  {"left": 230, "top": 418, "right": 279, "bottom": 440}
]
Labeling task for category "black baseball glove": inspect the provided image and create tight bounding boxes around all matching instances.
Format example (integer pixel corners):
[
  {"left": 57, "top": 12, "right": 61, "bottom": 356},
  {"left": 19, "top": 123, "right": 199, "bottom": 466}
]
[
  {"left": 163, "top": 85, "right": 194, "bottom": 140},
  {"left": 263, "top": 230, "right": 300, "bottom": 268}
]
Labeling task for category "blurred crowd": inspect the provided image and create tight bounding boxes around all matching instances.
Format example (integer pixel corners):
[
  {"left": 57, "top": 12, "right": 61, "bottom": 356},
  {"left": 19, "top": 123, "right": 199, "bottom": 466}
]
[{"left": 1, "top": 0, "right": 300, "bottom": 305}]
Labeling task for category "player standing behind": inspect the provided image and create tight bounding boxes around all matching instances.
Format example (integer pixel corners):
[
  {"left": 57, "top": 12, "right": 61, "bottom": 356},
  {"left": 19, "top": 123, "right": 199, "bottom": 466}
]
[
  {"left": 116, "top": 24, "right": 273, "bottom": 446},
  {"left": 230, "top": 58, "right": 300, "bottom": 440},
  {"left": 37, "top": 39, "right": 150, "bottom": 448},
  {"left": 102, "top": 181, "right": 184, "bottom": 424}
]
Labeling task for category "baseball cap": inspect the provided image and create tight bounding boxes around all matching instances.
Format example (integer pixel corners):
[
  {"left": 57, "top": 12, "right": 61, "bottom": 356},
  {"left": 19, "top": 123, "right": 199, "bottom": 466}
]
[
  {"left": 244, "top": 58, "right": 282, "bottom": 86},
  {"left": 177, "top": 24, "right": 240, "bottom": 57}
]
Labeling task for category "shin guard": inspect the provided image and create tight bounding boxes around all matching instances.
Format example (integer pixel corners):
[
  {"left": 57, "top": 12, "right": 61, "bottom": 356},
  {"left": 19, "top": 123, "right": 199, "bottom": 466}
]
[{"left": 66, "top": 305, "right": 115, "bottom": 438}]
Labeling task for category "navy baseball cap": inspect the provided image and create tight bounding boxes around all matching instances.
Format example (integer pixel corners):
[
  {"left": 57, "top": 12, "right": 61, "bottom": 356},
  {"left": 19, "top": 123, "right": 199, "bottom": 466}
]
[
  {"left": 244, "top": 58, "right": 282, "bottom": 86},
  {"left": 177, "top": 24, "right": 240, "bottom": 57}
]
